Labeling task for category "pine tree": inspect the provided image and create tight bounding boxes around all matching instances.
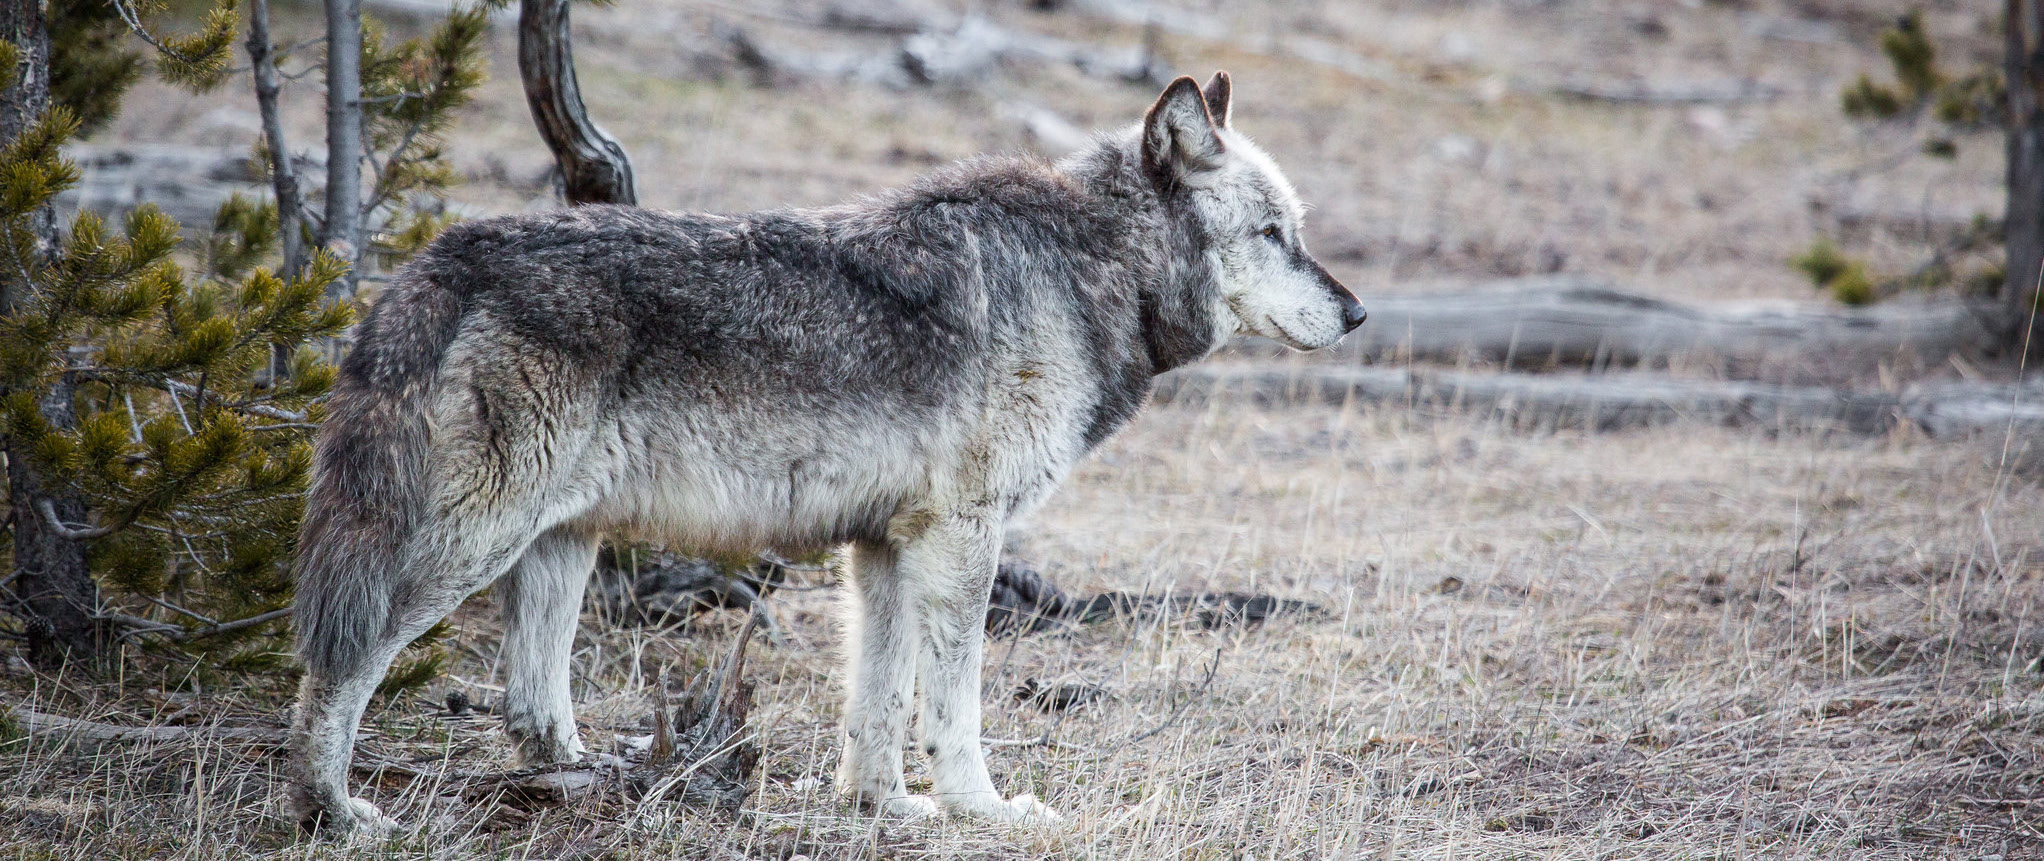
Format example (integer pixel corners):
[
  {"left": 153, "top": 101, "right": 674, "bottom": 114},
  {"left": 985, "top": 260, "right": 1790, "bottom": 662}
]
[
  {"left": 1824, "top": 8, "right": 2040, "bottom": 352},
  {"left": 0, "top": 35, "right": 355, "bottom": 667},
  {"left": 2, "top": 0, "right": 487, "bottom": 676}
]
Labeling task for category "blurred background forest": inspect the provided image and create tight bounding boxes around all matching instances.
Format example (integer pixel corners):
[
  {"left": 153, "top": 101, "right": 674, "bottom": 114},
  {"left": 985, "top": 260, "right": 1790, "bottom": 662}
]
[{"left": 64, "top": 0, "right": 2020, "bottom": 306}]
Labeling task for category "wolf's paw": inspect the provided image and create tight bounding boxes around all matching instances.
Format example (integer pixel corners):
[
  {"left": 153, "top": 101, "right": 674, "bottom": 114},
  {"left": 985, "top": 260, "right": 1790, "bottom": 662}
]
[
  {"left": 301, "top": 797, "right": 398, "bottom": 838},
  {"left": 878, "top": 794, "right": 945, "bottom": 820},
  {"left": 946, "top": 792, "right": 1063, "bottom": 825},
  {"left": 998, "top": 793, "right": 1062, "bottom": 824},
  {"left": 508, "top": 725, "right": 586, "bottom": 767}
]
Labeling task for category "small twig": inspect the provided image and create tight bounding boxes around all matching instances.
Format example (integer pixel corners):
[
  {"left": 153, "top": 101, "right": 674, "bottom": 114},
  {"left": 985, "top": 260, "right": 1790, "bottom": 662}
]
[
  {"left": 715, "top": 578, "right": 786, "bottom": 643},
  {"left": 164, "top": 383, "right": 195, "bottom": 433},
  {"left": 104, "top": 606, "right": 293, "bottom": 643},
  {"left": 107, "top": 0, "right": 209, "bottom": 66},
  {"left": 1113, "top": 646, "right": 1223, "bottom": 749},
  {"left": 37, "top": 500, "right": 115, "bottom": 540},
  {"left": 270, "top": 35, "right": 327, "bottom": 60},
  {"left": 141, "top": 595, "right": 218, "bottom": 627}
]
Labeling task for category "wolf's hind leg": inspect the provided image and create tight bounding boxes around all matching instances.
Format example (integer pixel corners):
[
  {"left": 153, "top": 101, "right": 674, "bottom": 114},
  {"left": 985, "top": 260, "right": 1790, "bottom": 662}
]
[
  {"left": 292, "top": 516, "right": 548, "bottom": 835},
  {"left": 835, "top": 540, "right": 936, "bottom": 818},
  {"left": 498, "top": 526, "right": 600, "bottom": 765},
  {"left": 906, "top": 508, "right": 1060, "bottom": 824},
  {"left": 292, "top": 654, "right": 405, "bottom": 836}
]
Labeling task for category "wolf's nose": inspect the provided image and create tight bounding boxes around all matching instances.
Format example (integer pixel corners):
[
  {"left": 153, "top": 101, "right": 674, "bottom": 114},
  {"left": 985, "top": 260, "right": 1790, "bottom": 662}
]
[{"left": 1341, "top": 298, "right": 1367, "bottom": 332}]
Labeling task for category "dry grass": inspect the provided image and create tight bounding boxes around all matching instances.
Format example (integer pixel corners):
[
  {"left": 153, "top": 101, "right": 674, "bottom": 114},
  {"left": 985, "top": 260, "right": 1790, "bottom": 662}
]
[{"left": 5, "top": 391, "right": 2039, "bottom": 859}]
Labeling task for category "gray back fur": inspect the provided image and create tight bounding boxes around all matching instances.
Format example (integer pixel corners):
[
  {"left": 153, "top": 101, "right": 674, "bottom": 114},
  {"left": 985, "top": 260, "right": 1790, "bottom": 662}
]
[{"left": 295, "top": 142, "right": 1219, "bottom": 674}]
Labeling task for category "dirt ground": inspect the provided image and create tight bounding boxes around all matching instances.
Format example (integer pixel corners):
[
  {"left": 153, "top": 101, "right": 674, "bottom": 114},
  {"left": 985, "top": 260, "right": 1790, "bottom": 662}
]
[{"left": 11, "top": 1, "right": 2039, "bottom": 859}]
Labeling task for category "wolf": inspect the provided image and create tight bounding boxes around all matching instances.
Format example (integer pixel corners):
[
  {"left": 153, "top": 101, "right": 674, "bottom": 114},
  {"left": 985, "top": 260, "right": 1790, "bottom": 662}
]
[{"left": 288, "top": 71, "right": 1363, "bottom": 833}]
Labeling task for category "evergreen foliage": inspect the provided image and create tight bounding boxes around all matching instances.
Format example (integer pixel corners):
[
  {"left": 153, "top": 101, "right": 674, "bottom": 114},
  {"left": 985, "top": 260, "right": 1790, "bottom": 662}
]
[
  {"left": 1791, "top": 238, "right": 1876, "bottom": 306},
  {"left": 1810, "top": 10, "right": 2009, "bottom": 307},
  {"left": 2, "top": 0, "right": 489, "bottom": 684},
  {"left": 0, "top": 94, "right": 353, "bottom": 674},
  {"left": 49, "top": 0, "right": 146, "bottom": 137},
  {"left": 358, "top": 6, "right": 489, "bottom": 266}
]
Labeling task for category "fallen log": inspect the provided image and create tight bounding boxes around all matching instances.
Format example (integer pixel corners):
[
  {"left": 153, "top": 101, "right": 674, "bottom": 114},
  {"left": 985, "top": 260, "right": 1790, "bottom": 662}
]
[
  {"left": 715, "top": 8, "right": 1161, "bottom": 89},
  {"left": 986, "top": 559, "right": 1321, "bottom": 635},
  {"left": 7, "top": 707, "right": 284, "bottom": 744},
  {"left": 1245, "top": 277, "right": 2002, "bottom": 382},
  {"left": 1554, "top": 77, "right": 1783, "bottom": 105},
  {"left": 1155, "top": 363, "right": 2044, "bottom": 438}
]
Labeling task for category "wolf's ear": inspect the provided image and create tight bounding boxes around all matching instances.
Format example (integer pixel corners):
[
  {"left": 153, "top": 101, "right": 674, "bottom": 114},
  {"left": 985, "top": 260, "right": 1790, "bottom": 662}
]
[
  {"left": 1202, "top": 70, "right": 1232, "bottom": 128},
  {"left": 1143, "top": 76, "right": 1226, "bottom": 185}
]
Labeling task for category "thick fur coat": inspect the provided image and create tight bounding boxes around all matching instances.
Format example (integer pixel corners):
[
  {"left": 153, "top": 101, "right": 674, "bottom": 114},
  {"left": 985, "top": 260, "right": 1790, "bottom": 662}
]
[{"left": 289, "top": 72, "right": 1363, "bottom": 832}]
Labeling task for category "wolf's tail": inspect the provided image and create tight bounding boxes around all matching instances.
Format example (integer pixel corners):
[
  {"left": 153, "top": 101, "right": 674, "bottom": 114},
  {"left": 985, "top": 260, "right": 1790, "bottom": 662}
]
[{"left": 293, "top": 266, "right": 467, "bottom": 678}]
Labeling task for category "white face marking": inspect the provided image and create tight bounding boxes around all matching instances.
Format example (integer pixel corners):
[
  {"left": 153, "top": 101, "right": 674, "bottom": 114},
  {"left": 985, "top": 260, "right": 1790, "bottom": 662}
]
[{"left": 1192, "top": 132, "right": 1353, "bottom": 351}]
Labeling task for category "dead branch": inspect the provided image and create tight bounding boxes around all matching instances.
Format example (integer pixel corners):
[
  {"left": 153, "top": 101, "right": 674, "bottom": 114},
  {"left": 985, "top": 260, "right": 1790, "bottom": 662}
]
[
  {"left": 519, "top": 0, "right": 636, "bottom": 205},
  {"left": 987, "top": 560, "right": 1322, "bottom": 635},
  {"left": 8, "top": 707, "right": 285, "bottom": 743},
  {"left": 101, "top": 607, "right": 293, "bottom": 643},
  {"left": 37, "top": 500, "right": 114, "bottom": 540}
]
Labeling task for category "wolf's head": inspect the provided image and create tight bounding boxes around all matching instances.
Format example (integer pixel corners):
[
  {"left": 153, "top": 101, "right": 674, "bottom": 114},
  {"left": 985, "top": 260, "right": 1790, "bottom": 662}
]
[{"left": 1139, "top": 72, "right": 1364, "bottom": 352}]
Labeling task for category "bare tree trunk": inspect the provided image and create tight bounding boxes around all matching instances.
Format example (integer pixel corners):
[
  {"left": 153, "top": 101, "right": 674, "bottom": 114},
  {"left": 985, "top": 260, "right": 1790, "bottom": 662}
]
[
  {"left": 1, "top": 0, "right": 100, "bottom": 666},
  {"left": 518, "top": 0, "right": 635, "bottom": 205},
  {"left": 248, "top": 0, "right": 305, "bottom": 281},
  {"left": 2006, "top": 0, "right": 2044, "bottom": 355},
  {"left": 323, "top": 0, "right": 364, "bottom": 293}
]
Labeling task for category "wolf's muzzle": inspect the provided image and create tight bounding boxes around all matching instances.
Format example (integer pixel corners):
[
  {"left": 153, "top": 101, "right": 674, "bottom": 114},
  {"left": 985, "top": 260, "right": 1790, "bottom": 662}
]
[{"left": 1340, "top": 296, "right": 1367, "bottom": 332}]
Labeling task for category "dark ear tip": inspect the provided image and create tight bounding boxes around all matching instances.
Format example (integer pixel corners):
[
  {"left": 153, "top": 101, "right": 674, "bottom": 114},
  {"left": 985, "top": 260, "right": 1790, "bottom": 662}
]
[{"left": 1164, "top": 75, "right": 1202, "bottom": 94}]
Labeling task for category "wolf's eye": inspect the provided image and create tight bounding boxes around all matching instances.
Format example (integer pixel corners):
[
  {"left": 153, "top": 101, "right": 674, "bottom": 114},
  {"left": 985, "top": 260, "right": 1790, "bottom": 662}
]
[{"left": 1260, "top": 225, "right": 1282, "bottom": 244}]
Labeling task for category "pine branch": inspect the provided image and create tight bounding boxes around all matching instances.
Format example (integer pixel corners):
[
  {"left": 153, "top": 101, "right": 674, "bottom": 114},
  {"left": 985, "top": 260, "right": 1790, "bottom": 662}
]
[
  {"left": 107, "top": 0, "right": 197, "bottom": 65},
  {"left": 103, "top": 606, "right": 291, "bottom": 643},
  {"left": 77, "top": 371, "right": 312, "bottom": 422}
]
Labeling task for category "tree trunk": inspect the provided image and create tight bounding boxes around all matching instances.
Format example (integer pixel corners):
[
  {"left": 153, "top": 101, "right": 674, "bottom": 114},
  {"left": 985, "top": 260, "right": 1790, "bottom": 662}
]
[
  {"left": 323, "top": 0, "right": 364, "bottom": 294},
  {"left": 248, "top": 0, "right": 305, "bottom": 282},
  {"left": 518, "top": 0, "right": 635, "bottom": 206},
  {"left": 2007, "top": 0, "right": 2044, "bottom": 356},
  {"left": 0, "top": 0, "right": 100, "bottom": 666}
]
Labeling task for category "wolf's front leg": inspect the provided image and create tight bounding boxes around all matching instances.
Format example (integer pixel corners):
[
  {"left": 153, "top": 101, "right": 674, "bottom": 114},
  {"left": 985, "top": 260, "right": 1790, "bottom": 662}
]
[
  {"left": 498, "top": 527, "right": 600, "bottom": 765},
  {"left": 837, "top": 540, "right": 938, "bottom": 819},
  {"left": 904, "top": 507, "right": 1061, "bottom": 824}
]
